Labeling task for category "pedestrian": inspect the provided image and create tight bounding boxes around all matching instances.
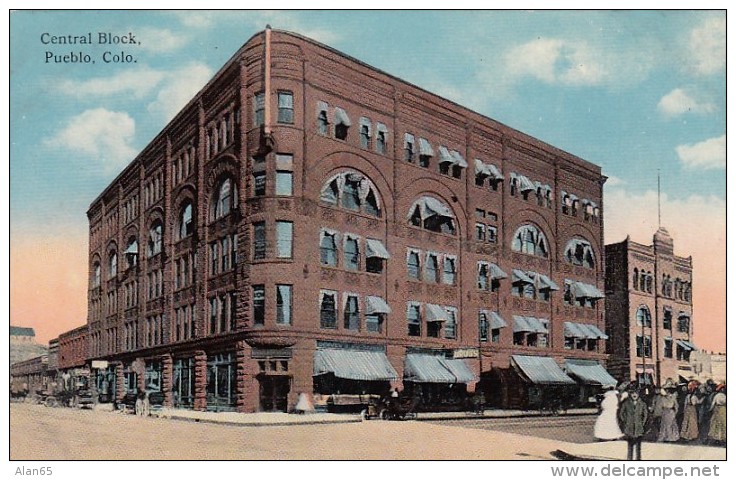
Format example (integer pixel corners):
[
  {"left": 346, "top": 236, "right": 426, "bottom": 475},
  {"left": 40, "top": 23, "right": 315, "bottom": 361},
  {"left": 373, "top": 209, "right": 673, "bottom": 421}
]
[
  {"left": 707, "top": 384, "right": 726, "bottom": 445},
  {"left": 618, "top": 385, "right": 649, "bottom": 460},
  {"left": 594, "top": 385, "right": 623, "bottom": 441},
  {"left": 656, "top": 380, "right": 680, "bottom": 443},
  {"left": 680, "top": 380, "right": 701, "bottom": 441},
  {"left": 698, "top": 381, "right": 715, "bottom": 443}
]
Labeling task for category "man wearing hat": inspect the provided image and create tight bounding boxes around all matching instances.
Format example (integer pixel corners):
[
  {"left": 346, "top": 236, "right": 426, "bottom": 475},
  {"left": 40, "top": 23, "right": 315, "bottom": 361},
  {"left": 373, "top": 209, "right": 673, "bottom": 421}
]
[{"left": 618, "top": 384, "right": 649, "bottom": 460}]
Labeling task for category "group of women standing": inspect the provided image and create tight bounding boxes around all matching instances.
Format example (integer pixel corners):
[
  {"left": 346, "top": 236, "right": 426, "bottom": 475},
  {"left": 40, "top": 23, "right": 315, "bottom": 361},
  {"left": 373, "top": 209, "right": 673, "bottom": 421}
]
[{"left": 594, "top": 379, "right": 726, "bottom": 446}]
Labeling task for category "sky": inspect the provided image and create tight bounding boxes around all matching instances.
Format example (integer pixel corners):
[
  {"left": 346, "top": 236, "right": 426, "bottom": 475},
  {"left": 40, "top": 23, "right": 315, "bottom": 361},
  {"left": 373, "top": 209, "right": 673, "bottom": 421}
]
[{"left": 7, "top": 10, "right": 727, "bottom": 352}]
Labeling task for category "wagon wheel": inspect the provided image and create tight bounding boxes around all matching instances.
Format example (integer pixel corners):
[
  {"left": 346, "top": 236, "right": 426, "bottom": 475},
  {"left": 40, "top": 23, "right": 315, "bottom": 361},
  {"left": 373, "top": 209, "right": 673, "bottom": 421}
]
[
  {"left": 44, "top": 396, "right": 58, "bottom": 408},
  {"left": 379, "top": 408, "right": 390, "bottom": 420}
]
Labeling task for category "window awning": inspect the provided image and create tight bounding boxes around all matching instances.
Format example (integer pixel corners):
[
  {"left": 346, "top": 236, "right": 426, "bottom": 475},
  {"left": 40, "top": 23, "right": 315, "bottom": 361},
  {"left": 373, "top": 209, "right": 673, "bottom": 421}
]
[
  {"left": 334, "top": 107, "right": 351, "bottom": 126},
  {"left": 513, "top": 315, "right": 548, "bottom": 334},
  {"left": 517, "top": 175, "right": 536, "bottom": 192},
  {"left": 425, "top": 304, "right": 449, "bottom": 323},
  {"left": 676, "top": 340, "right": 696, "bottom": 351},
  {"left": 564, "top": 322, "right": 608, "bottom": 340},
  {"left": 481, "top": 310, "right": 508, "bottom": 329},
  {"left": 511, "top": 355, "right": 576, "bottom": 385},
  {"left": 537, "top": 273, "right": 559, "bottom": 291},
  {"left": 565, "top": 359, "right": 617, "bottom": 387},
  {"left": 512, "top": 269, "right": 534, "bottom": 284},
  {"left": 438, "top": 146, "right": 454, "bottom": 164},
  {"left": 409, "top": 196, "right": 454, "bottom": 221},
  {"left": 366, "top": 239, "right": 390, "bottom": 259},
  {"left": 489, "top": 263, "right": 508, "bottom": 280},
  {"left": 404, "top": 354, "right": 477, "bottom": 384},
  {"left": 450, "top": 150, "right": 468, "bottom": 168},
  {"left": 563, "top": 321, "right": 588, "bottom": 338},
  {"left": 418, "top": 137, "right": 434, "bottom": 156},
  {"left": 365, "top": 296, "right": 391, "bottom": 315},
  {"left": 313, "top": 348, "right": 398, "bottom": 381},
  {"left": 573, "top": 281, "right": 605, "bottom": 299},
  {"left": 475, "top": 159, "right": 489, "bottom": 177},
  {"left": 316, "top": 101, "right": 329, "bottom": 115}
]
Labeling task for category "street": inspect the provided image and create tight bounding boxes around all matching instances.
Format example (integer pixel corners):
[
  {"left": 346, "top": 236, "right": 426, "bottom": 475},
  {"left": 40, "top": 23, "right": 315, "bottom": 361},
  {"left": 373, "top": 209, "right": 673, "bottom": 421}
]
[
  {"left": 10, "top": 403, "right": 581, "bottom": 461},
  {"left": 430, "top": 414, "right": 598, "bottom": 444}
]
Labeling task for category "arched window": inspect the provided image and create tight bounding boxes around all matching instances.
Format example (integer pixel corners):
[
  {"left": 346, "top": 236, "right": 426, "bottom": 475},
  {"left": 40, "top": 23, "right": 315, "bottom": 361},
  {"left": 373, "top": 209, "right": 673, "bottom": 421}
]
[
  {"left": 212, "top": 178, "right": 236, "bottom": 220},
  {"left": 179, "top": 202, "right": 194, "bottom": 239},
  {"left": 511, "top": 225, "right": 548, "bottom": 258},
  {"left": 93, "top": 261, "right": 101, "bottom": 288},
  {"left": 320, "top": 171, "right": 381, "bottom": 217},
  {"left": 407, "top": 196, "right": 456, "bottom": 235},
  {"left": 109, "top": 251, "right": 118, "bottom": 278},
  {"left": 147, "top": 221, "right": 163, "bottom": 257},
  {"left": 564, "top": 238, "right": 595, "bottom": 269},
  {"left": 636, "top": 305, "right": 652, "bottom": 327},
  {"left": 320, "top": 231, "right": 338, "bottom": 266}
]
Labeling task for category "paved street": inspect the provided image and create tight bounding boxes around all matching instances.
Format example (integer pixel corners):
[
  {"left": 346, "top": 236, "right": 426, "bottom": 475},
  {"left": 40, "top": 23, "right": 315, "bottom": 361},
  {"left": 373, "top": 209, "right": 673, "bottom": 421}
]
[{"left": 429, "top": 414, "right": 598, "bottom": 444}]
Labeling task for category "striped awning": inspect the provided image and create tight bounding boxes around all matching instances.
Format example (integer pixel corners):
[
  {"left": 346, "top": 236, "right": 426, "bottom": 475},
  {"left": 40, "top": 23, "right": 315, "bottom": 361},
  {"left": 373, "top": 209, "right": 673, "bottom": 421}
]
[
  {"left": 676, "top": 340, "right": 696, "bottom": 351},
  {"left": 450, "top": 150, "right": 468, "bottom": 168},
  {"left": 425, "top": 304, "right": 449, "bottom": 323},
  {"left": 365, "top": 296, "right": 391, "bottom": 315},
  {"left": 537, "top": 273, "right": 559, "bottom": 291},
  {"left": 564, "top": 322, "right": 608, "bottom": 340},
  {"left": 573, "top": 281, "right": 605, "bottom": 299},
  {"left": 405, "top": 354, "right": 477, "bottom": 384},
  {"left": 513, "top": 315, "right": 548, "bottom": 334},
  {"left": 365, "top": 239, "right": 390, "bottom": 259},
  {"left": 565, "top": 359, "right": 617, "bottom": 387},
  {"left": 512, "top": 269, "right": 534, "bottom": 284},
  {"left": 313, "top": 349, "right": 398, "bottom": 381},
  {"left": 512, "top": 355, "right": 576, "bottom": 385}
]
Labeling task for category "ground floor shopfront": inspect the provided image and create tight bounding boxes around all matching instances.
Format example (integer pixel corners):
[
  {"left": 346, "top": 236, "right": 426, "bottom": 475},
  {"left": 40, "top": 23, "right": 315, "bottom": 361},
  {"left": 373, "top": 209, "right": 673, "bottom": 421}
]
[{"left": 87, "top": 336, "right": 612, "bottom": 414}]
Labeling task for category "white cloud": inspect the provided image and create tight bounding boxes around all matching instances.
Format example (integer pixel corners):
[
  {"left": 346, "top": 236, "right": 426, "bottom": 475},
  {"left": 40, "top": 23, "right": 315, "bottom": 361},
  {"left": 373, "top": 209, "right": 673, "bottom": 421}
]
[
  {"left": 44, "top": 109, "right": 136, "bottom": 173},
  {"left": 676, "top": 135, "right": 725, "bottom": 170},
  {"left": 171, "top": 11, "right": 220, "bottom": 29},
  {"left": 686, "top": 16, "right": 725, "bottom": 76},
  {"left": 504, "top": 38, "right": 606, "bottom": 86},
  {"left": 604, "top": 188, "right": 725, "bottom": 351},
  {"left": 56, "top": 67, "right": 166, "bottom": 99},
  {"left": 657, "top": 88, "right": 715, "bottom": 117},
  {"left": 146, "top": 62, "right": 213, "bottom": 122},
  {"left": 136, "top": 27, "right": 188, "bottom": 53}
]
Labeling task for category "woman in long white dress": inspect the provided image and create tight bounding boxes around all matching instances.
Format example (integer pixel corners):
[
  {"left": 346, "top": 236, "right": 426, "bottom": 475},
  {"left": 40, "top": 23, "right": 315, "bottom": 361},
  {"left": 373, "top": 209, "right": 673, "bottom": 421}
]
[{"left": 594, "top": 387, "right": 624, "bottom": 440}]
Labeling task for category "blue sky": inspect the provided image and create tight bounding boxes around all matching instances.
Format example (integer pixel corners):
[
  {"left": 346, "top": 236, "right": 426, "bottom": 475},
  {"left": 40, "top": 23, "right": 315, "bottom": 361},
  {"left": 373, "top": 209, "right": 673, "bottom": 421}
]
[
  {"left": 9, "top": 10, "right": 725, "bottom": 235},
  {"left": 8, "top": 10, "right": 727, "bottom": 349}
]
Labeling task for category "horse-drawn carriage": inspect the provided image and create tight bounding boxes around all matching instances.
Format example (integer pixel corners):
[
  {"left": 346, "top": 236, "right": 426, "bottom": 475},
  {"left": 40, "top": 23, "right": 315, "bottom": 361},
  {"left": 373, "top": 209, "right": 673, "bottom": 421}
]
[{"left": 362, "top": 393, "right": 421, "bottom": 420}]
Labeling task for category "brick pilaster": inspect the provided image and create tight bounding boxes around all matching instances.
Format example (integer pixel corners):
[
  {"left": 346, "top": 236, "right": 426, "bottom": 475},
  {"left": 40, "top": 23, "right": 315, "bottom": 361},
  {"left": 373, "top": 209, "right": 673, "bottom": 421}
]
[
  {"left": 193, "top": 350, "right": 208, "bottom": 411},
  {"left": 161, "top": 354, "right": 173, "bottom": 407}
]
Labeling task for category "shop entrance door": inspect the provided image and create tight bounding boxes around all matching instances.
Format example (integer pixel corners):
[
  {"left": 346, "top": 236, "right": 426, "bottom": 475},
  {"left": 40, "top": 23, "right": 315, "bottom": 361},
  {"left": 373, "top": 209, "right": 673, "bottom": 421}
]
[{"left": 259, "top": 375, "right": 290, "bottom": 412}]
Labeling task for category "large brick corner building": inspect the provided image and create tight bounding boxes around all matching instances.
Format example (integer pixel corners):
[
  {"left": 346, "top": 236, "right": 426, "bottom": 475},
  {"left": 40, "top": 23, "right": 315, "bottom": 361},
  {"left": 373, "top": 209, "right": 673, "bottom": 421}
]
[{"left": 85, "top": 28, "right": 611, "bottom": 413}]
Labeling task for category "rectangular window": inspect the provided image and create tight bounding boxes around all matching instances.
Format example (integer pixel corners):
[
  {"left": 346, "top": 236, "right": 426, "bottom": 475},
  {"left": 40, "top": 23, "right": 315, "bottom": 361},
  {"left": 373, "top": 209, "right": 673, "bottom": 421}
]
[
  {"left": 475, "top": 223, "right": 486, "bottom": 242},
  {"left": 424, "top": 254, "right": 438, "bottom": 283},
  {"left": 320, "top": 291, "right": 337, "bottom": 329},
  {"left": 407, "top": 251, "right": 420, "bottom": 279},
  {"left": 491, "top": 328, "right": 501, "bottom": 343},
  {"left": 359, "top": 119, "right": 371, "bottom": 149},
  {"left": 404, "top": 133, "right": 415, "bottom": 162},
  {"left": 317, "top": 106, "right": 329, "bottom": 136},
  {"left": 407, "top": 304, "right": 421, "bottom": 337},
  {"left": 254, "top": 172, "right": 266, "bottom": 196},
  {"left": 376, "top": 130, "right": 386, "bottom": 154},
  {"left": 221, "top": 236, "right": 230, "bottom": 272},
  {"left": 277, "top": 91, "right": 294, "bottom": 124},
  {"left": 479, "top": 312, "right": 488, "bottom": 342},
  {"left": 344, "top": 295, "right": 360, "bottom": 331},
  {"left": 444, "top": 308, "right": 457, "bottom": 339},
  {"left": 276, "top": 285, "right": 292, "bottom": 325},
  {"left": 254, "top": 92, "right": 265, "bottom": 127},
  {"left": 253, "top": 285, "right": 265, "bottom": 326},
  {"left": 275, "top": 171, "right": 293, "bottom": 196},
  {"left": 253, "top": 222, "right": 266, "bottom": 260},
  {"left": 276, "top": 221, "right": 293, "bottom": 258},
  {"left": 210, "top": 242, "right": 219, "bottom": 276},
  {"left": 344, "top": 236, "right": 360, "bottom": 270},
  {"left": 366, "top": 314, "right": 383, "bottom": 333},
  {"left": 487, "top": 226, "right": 498, "bottom": 243},
  {"left": 664, "top": 339, "right": 673, "bottom": 358},
  {"left": 209, "top": 297, "right": 218, "bottom": 335},
  {"left": 442, "top": 257, "right": 456, "bottom": 285}
]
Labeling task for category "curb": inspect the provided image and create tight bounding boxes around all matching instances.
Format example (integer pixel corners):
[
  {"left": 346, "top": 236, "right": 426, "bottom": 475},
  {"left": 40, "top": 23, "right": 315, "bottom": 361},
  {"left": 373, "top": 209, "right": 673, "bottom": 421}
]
[{"left": 155, "top": 413, "right": 364, "bottom": 428}]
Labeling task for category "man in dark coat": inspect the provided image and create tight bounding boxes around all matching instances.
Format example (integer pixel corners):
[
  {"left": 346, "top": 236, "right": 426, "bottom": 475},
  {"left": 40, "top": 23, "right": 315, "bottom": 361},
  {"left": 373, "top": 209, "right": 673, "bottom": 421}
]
[{"left": 618, "top": 386, "right": 649, "bottom": 460}]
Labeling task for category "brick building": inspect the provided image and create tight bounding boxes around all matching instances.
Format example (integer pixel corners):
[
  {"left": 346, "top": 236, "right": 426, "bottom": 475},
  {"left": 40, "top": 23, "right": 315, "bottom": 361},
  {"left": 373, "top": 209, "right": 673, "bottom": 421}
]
[
  {"left": 604, "top": 228, "right": 695, "bottom": 386},
  {"left": 84, "top": 28, "right": 609, "bottom": 413}
]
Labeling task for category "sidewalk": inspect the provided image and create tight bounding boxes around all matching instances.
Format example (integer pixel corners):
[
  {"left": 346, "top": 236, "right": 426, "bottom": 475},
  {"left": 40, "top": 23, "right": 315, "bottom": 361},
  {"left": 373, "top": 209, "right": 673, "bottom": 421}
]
[{"left": 558, "top": 440, "right": 726, "bottom": 461}]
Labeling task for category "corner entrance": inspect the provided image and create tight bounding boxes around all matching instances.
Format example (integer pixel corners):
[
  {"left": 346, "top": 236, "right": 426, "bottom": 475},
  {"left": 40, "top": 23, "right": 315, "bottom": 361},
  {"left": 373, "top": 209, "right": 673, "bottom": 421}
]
[{"left": 258, "top": 375, "right": 290, "bottom": 412}]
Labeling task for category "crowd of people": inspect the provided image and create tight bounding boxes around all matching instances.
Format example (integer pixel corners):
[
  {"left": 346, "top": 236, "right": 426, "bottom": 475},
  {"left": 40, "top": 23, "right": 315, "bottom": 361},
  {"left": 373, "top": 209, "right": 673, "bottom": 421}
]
[{"left": 593, "top": 378, "right": 726, "bottom": 460}]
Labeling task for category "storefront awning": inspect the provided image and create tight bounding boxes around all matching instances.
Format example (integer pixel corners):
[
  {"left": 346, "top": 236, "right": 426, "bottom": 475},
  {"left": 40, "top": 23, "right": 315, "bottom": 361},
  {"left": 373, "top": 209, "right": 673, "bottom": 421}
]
[
  {"left": 366, "top": 239, "right": 390, "bottom": 259},
  {"left": 404, "top": 354, "right": 477, "bottom": 384},
  {"left": 511, "top": 355, "right": 576, "bottom": 385},
  {"left": 314, "top": 349, "right": 398, "bottom": 381},
  {"left": 365, "top": 296, "right": 391, "bottom": 315},
  {"left": 425, "top": 304, "right": 449, "bottom": 323},
  {"left": 565, "top": 359, "right": 618, "bottom": 387}
]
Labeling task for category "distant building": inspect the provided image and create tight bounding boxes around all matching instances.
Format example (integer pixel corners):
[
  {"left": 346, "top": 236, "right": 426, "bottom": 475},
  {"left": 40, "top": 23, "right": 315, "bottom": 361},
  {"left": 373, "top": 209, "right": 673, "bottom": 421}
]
[
  {"left": 604, "top": 228, "right": 694, "bottom": 386},
  {"left": 10, "top": 325, "right": 47, "bottom": 365},
  {"left": 689, "top": 350, "right": 726, "bottom": 384}
]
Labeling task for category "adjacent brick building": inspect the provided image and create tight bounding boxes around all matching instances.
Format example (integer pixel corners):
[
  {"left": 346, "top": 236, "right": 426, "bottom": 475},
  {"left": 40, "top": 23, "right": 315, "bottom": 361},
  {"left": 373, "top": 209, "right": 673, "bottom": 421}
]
[
  {"left": 604, "top": 228, "right": 695, "bottom": 386},
  {"left": 84, "top": 28, "right": 609, "bottom": 413}
]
